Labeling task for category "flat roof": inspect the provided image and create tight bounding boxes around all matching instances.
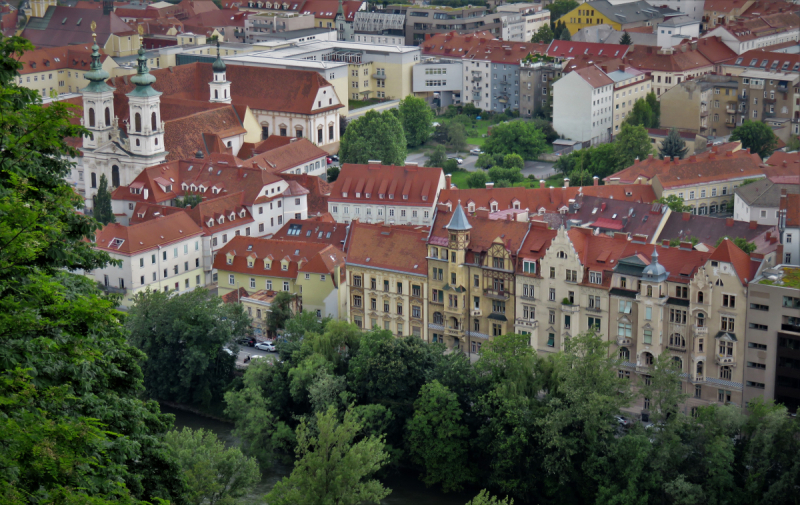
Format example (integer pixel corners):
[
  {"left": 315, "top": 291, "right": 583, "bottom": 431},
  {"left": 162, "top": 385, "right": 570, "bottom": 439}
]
[
  {"left": 266, "top": 39, "right": 420, "bottom": 56},
  {"left": 224, "top": 52, "right": 348, "bottom": 69},
  {"left": 253, "top": 27, "right": 335, "bottom": 40}
]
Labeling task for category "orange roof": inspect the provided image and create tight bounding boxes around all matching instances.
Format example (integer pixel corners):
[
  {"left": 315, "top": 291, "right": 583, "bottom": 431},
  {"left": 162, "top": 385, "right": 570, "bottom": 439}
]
[
  {"left": 574, "top": 65, "right": 614, "bottom": 88},
  {"left": 783, "top": 192, "right": 800, "bottom": 228},
  {"left": 164, "top": 106, "right": 246, "bottom": 161},
  {"left": 429, "top": 204, "right": 530, "bottom": 255},
  {"left": 463, "top": 40, "right": 544, "bottom": 64},
  {"left": 330, "top": 164, "right": 444, "bottom": 207},
  {"left": 221, "top": 286, "right": 249, "bottom": 303},
  {"left": 346, "top": 222, "right": 430, "bottom": 275},
  {"left": 280, "top": 173, "right": 331, "bottom": 216},
  {"left": 692, "top": 36, "right": 738, "bottom": 64},
  {"left": 704, "top": 0, "right": 751, "bottom": 14},
  {"left": 633, "top": 242, "right": 713, "bottom": 284},
  {"left": 547, "top": 41, "right": 629, "bottom": 60},
  {"left": 94, "top": 212, "right": 203, "bottom": 255},
  {"left": 710, "top": 238, "right": 753, "bottom": 284},
  {"left": 273, "top": 216, "right": 348, "bottom": 252},
  {"left": 716, "top": 12, "right": 800, "bottom": 42},
  {"left": 248, "top": 138, "right": 328, "bottom": 174},
  {"left": 623, "top": 45, "right": 713, "bottom": 73},
  {"left": 420, "top": 31, "right": 497, "bottom": 58},
  {"left": 568, "top": 227, "right": 632, "bottom": 286},
  {"left": 16, "top": 45, "right": 109, "bottom": 75},
  {"left": 213, "top": 235, "right": 344, "bottom": 277},
  {"left": 300, "top": 0, "right": 361, "bottom": 20}
]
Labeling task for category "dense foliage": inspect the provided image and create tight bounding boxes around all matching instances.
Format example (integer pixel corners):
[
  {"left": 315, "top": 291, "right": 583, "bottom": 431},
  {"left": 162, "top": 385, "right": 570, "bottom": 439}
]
[
  {"left": 0, "top": 35, "right": 186, "bottom": 503},
  {"left": 731, "top": 120, "right": 779, "bottom": 159},
  {"left": 339, "top": 109, "right": 407, "bottom": 165},
  {"left": 94, "top": 173, "right": 116, "bottom": 224},
  {"left": 659, "top": 128, "right": 689, "bottom": 160},
  {"left": 483, "top": 121, "right": 548, "bottom": 160},
  {"left": 399, "top": 95, "right": 434, "bottom": 148}
]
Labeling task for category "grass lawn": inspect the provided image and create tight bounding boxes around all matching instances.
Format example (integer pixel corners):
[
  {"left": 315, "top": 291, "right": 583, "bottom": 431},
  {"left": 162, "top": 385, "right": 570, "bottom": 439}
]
[
  {"left": 348, "top": 98, "right": 381, "bottom": 110},
  {"left": 439, "top": 116, "right": 493, "bottom": 148},
  {"left": 448, "top": 171, "right": 471, "bottom": 189}
]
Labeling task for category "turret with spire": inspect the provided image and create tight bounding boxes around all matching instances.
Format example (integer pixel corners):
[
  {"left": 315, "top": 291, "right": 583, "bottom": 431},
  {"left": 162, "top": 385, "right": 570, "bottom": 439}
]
[
  {"left": 209, "top": 40, "right": 231, "bottom": 104},
  {"left": 126, "top": 28, "right": 165, "bottom": 158},
  {"left": 81, "top": 23, "right": 116, "bottom": 150},
  {"left": 334, "top": 0, "right": 353, "bottom": 41}
]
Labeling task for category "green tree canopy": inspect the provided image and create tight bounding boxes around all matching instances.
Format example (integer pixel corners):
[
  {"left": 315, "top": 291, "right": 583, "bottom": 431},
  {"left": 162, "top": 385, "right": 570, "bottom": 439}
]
[
  {"left": 716, "top": 236, "right": 757, "bottom": 254},
  {"left": 624, "top": 96, "right": 658, "bottom": 128},
  {"left": 731, "top": 119, "right": 779, "bottom": 159},
  {"left": 467, "top": 169, "right": 489, "bottom": 188},
  {"left": 531, "top": 23, "right": 555, "bottom": 43},
  {"left": 126, "top": 288, "right": 251, "bottom": 407},
  {"left": 619, "top": 31, "right": 632, "bottom": 45},
  {"left": 340, "top": 109, "right": 408, "bottom": 165},
  {"left": 448, "top": 121, "right": 468, "bottom": 152},
  {"left": 265, "top": 406, "right": 391, "bottom": 505},
  {"left": 327, "top": 165, "right": 340, "bottom": 182},
  {"left": 656, "top": 194, "right": 692, "bottom": 213},
  {"left": 659, "top": 128, "right": 689, "bottom": 160},
  {"left": 426, "top": 144, "right": 447, "bottom": 168},
  {"left": 483, "top": 121, "right": 547, "bottom": 160},
  {"left": 645, "top": 91, "right": 660, "bottom": 127},
  {"left": 269, "top": 290, "right": 296, "bottom": 335},
  {"left": 399, "top": 95, "right": 434, "bottom": 147},
  {"left": 165, "top": 427, "right": 261, "bottom": 505},
  {"left": 615, "top": 122, "right": 652, "bottom": 168},
  {"left": 406, "top": 380, "right": 472, "bottom": 492},
  {"left": 548, "top": 0, "right": 579, "bottom": 22},
  {"left": 94, "top": 173, "right": 116, "bottom": 224}
]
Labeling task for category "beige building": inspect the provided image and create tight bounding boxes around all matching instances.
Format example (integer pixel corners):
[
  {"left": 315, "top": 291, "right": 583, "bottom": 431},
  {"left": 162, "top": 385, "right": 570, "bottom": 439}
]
[
  {"left": 744, "top": 265, "right": 800, "bottom": 413},
  {"left": 344, "top": 222, "right": 430, "bottom": 340},
  {"left": 607, "top": 66, "right": 652, "bottom": 136}
]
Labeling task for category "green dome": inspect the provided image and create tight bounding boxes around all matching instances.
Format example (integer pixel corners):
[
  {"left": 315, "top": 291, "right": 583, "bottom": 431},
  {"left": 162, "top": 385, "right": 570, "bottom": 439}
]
[
  {"left": 82, "top": 41, "right": 113, "bottom": 93},
  {"left": 212, "top": 40, "right": 226, "bottom": 72},
  {"left": 130, "top": 46, "right": 156, "bottom": 87}
]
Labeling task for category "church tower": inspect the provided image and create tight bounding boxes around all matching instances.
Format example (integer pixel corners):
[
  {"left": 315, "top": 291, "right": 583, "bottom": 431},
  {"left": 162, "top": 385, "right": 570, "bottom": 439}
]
[
  {"left": 334, "top": 0, "right": 353, "bottom": 41},
  {"left": 126, "top": 43, "right": 165, "bottom": 158},
  {"left": 209, "top": 41, "right": 231, "bottom": 104},
  {"left": 81, "top": 25, "right": 115, "bottom": 152}
]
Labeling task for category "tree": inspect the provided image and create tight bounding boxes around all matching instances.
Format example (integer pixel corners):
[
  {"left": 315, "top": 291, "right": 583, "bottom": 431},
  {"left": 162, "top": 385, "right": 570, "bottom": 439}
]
[
  {"left": 165, "top": 427, "right": 261, "bottom": 505},
  {"left": 645, "top": 92, "right": 660, "bottom": 127},
  {"left": 0, "top": 35, "right": 186, "bottom": 504},
  {"left": 467, "top": 169, "right": 489, "bottom": 188},
  {"left": 175, "top": 192, "right": 203, "bottom": 208},
  {"left": 126, "top": 288, "right": 250, "bottom": 407},
  {"left": 786, "top": 134, "right": 800, "bottom": 152},
  {"left": 448, "top": 121, "right": 468, "bottom": 152},
  {"left": 399, "top": 95, "right": 434, "bottom": 148},
  {"left": 426, "top": 144, "right": 447, "bottom": 167},
  {"left": 531, "top": 23, "right": 555, "bottom": 43},
  {"left": 406, "top": 380, "right": 472, "bottom": 492},
  {"left": 327, "top": 164, "right": 340, "bottom": 182},
  {"left": 656, "top": 194, "right": 693, "bottom": 213},
  {"left": 640, "top": 353, "right": 688, "bottom": 425},
  {"left": 502, "top": 153, "right": 524, "bottom": 170},
  {"left": 559, "top": 28, "right": 571, "bottom": 40},
  {"left": 269, "top": 290, "right": 296, "bottom": 335},
  {"left": 94, "top": 173, "right": 115, "bottom": 224},
  {"left": 339, "top": 109, "right": 407, "bottom": 165},
  {"left": 476, "top": 333, "right": 541, "bottom": 398},
  {"left": 265, "top": 406, "right": 391, "bottom": 505},
  {"left": 443, "top": 158, "right": 460, "bottom": 173},
  {"left": 475, "top": 152, "right": 496, "bottom": 169},
  {"left": 466, "top": 490, "right": 514, "bottom": 505},
  {"left": 483, "top": 121, "right": 547, "bottom": 160},
  {"left": 731, "top": 120, "right": 779, "bottom": 159},
  {"left": 548, "top": 0, "right": 579, "bottom": 23},
  {"left": 614, "top": 122, "right": 651, "bottom": 168},
  {"left": 487, "top": 165, "right": 524, "bottom": 187},
  {"left": 659, "top": 128, "right": 689, "bottom": 160},
  {"left": 716, "top": 236, "right": 757, "bottom": 254},
  {"left": 624, "top": 98, "right": 657, "bottom": 129},
  {"left": 619, "top": 31, "right": 632, "bottom": 45}
]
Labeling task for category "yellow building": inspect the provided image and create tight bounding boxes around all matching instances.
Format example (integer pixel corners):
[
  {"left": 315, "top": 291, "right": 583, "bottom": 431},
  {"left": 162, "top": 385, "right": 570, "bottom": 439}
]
[
  {"left": 562, "top": 0, "right": 679, "bottom": 36},
  {"left": 16, "top": 45, "right": 119, "bottom": 97}
]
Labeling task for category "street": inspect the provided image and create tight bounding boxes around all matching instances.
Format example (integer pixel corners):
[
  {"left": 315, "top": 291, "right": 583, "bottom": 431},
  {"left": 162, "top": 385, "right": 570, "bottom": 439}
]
[{"left": 236, "top": 346, "right": 279, "bottom": 367}]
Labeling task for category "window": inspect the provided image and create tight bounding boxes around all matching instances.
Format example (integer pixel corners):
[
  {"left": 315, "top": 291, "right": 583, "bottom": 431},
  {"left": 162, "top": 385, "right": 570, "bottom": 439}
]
[
  {"left": 618, "top": 322, "right": 631, "bottom": 338},
  {"left": 549, "top": 288, "right": 556, "bottom": 301},
  {"left": 722, "top": 294, "right": 736, "bottom": 308},
  {"left": 550, "top": 267, "right": 555, "bottom": 279},
  {"left": 548, "top": 310, "right": 555, "bottom": 324},
  {"left": 670, "top": 308, "right": 687, "bottom": 324},
  {"left": 749, "top": 322, "right": 768, "bottom": 331},
  {"left": 645, "top": 306, "right": 652, "bottom": 320},
  {"left": 588, "top": 295, "right": 600, "bottom": 309},
  {"left": 547, "top": 333, "right": 555, "bottom": 347},
  {"left": 228, "top": 274, "right": 234, "bottom": 285},
  {"left": 589, "top": 271, "right": 602, "bottom": 284},
  {"left": 283, "top": 281, "right": 289, "bottom": 291},
  {"left": 619, "top": 300, "right": 632, "bottom": 313},
  {"left": 353, "top": 275, "right": 362, "bottom": 287},
  {"left": 522, "top": 260, "right": 536, "bottom": 273},
  {"left": 353, "top": 295, "right": 362, "bottom": 307},
  {"left": 384, "top": 301, "right": 390, "bottom": 312},
  {"left": 721, "top": 316, "right": 735, "bottom": 332},
  {"left": 588, "top": 316, "right": 600, "bottom": 331}
]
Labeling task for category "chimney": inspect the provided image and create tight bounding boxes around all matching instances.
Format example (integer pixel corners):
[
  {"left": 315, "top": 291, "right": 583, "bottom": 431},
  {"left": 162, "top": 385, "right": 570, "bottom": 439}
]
[
  {"left": 103, "top": 0, "right": 113, "bottom": 15},
  {"left": 750, "top": 220, "right": 757, "bottom": 229},
  {"left": 690, "top": 154, "right": 697, "bottom": 162},
  {"left": 691, "top": 40, "right": 697, "bottom": 50},
  {"left": 766, "top": 231, "right": 772, "bottom": 240},
  {"left": 647, "top": 153, "right": 653, "bottom": 159},
  {"left": 680, "top": 44, "right": 687, "bottom": 53},
  {"left": 476, "top": 208, "right": 490, "bottom": 219},
  {"left": 563, "top": 178, "right": 569, "bottom": 188},
  {"left": 446, "top": 174, "right": 452, "bottom": 188},
  {"left": 746, "top": 147, "right": 751, "bottom": 153},
  {"left": 634, "top": 158, "right": 640, "bottom": 165},
  {"left": 682, "top": 212, "right": 691, "bottom": 221},
  {"left": 601, "top": 65, "right": 608, "bottom": 73},
  {"left": 539, "top": 179, "right": 546, "bottom": 187},
  {"left": 662, "top": 239, "right": 670, "bottom": 247},
  {"left": 726, "top": 150, "right": 732, "bottom": 157},
  {"left": 619, "top": 65, "right": 625, "bottom": 72},
  {"left": 600, "top": 202, "right": 607, "bottom": 212},
  {"left": 680, "top": 241, "right": 693, "bottom": 250},
  {"left": 486, "top": 182, "right": 495, "bottom": 189},
  {"left": 725, "top": 217, "right": 734, "bottom": 226},
  {"left": 506, "top": 213, "right": 512, "bottom": 221},
  {"left": 593, "top": 176, "right": 599, "bottom": 186}
]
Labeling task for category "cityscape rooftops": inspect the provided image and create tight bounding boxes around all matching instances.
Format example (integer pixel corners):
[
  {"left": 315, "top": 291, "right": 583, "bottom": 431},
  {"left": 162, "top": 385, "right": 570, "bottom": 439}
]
[
  {"left": 329, "top": 163, "right": 444, "bottom": 207},
  {"left": 345, "top": 221, "right": 430, "bottom": 275},
  {"left": 94, "top": 212, "right": 203, "bottom": 255}
]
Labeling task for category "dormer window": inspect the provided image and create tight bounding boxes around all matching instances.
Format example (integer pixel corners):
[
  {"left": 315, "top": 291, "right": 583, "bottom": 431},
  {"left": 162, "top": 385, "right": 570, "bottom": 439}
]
[
  {"left": 190, "top": 184, "right": 197, "bottom": 191},
  {"left": 365, "top": 193, "right": 371, "bottom": 198},
  {"left": 182, "top": 183, "right": 188, "bottom": 190},
  {"left": 343, "top": 192, "right": 348, "bottom": 198},
  {"left": 379, "top": 193, "right": 384, "bottom": 199},
  {"left": 389, "top": 194, "right": 394, "bottom": 200},
  {"left": 227, "top": 256, "right": 234, "bottom": 265},
  {"left": 207, "top": 219, "right": 214, "bottom": 227},
  {"left": 403, "top": 194, "right": 408, "bottom": 200},
  {"left": 468, "top": 203, "right": 475, "bottom": 212},
  {"left": 281, "top": 263, "right": 288, "bottom": 271},
  {"left": 356, "top": 192, "right": 360, "bottom": 198},
  {"left": 247, "top": 259, "right": 254, "bottom": 268},
  {"left": 229, "top": 212, "right": 236, "bottom": 220},
  {"left": 165, "top": 184, "right": 172, "bottom": 192},
  {"left": 218, "top": 216, "right": 225, "bottom": 224},
  {"left": 239, "top": 210, "right": 246, "bottom": 217}
]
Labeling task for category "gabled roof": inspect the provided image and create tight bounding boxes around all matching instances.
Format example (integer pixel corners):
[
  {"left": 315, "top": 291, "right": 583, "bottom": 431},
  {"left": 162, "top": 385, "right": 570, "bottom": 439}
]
[
  {"left": 735, "top": 178, "right": 800, "bottom": 207},
  {"left": 280, "top": 173, "right": 332, "bottom": 216},
  {"left": 568, "top": 227, "right": 631, "bottom": 286},
  {"left": 691, "top": 36, "right": 738, "bottom": 64},
  {"left": 463, "top": 40, "right": 544, "bottom": 65},
  {"left": 622, "top": 45, "right": 713, "bottom": 73},
  {"left": 213, "top": 235, "right": 344, "bottom": 277},
  {"left": 22, "top": 6, "right": 134, "bottom": 48},
  {"left": 248, "top": 138, "right": 328, "bottom": 174},
  {"left": 574, "top": 65, "right": 614, "bottom": 88},
  {"left": 546, "top": 40, "right": 629, "bottom": 60},
  {"left": 273, "top": 215, "right": 348, "bottom": 252},
  {"left": 429, "top": 204, "right": 530, "bottom": 254},
  {"left": 630, "top": 242, "right": 712, "bottom": 284},
  {"left": 710, "top": 238, "right": 753, "bottom": 284},
  {"left": 164, "top": 106, "right": 246, "bottom": 161},
  {"left": 419, "top": 31, "right": 497, "bottom": 58},
  {"left": 300, "top": 0, "right": 361, "bottom": 20},
  {"left": 656, "top": 212, "right": 776, "bottom": 251},
  {"left": 346, "top": 222, "right": 429, "bottom": 275},
  {"left": 16, "top": 45, "right": 110, "bottom": 76},
  {"left": 94, "top": 212, "right": 203, "bottom": 255},
  {"left": 329, "top": 164, "right": 444, "bottom": 207},
  {"left": 714, "top": 12, "right": 800, "bottom": 42}
]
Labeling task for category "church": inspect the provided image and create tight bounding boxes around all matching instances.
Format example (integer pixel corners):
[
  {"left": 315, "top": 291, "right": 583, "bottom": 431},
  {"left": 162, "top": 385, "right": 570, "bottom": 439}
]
[{"left": 75, "top": 33, "right": 342, "bottom": 211}]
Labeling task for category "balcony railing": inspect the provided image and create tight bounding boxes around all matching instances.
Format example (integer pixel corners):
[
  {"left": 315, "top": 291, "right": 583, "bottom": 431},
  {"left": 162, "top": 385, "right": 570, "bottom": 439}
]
[
  {"left": 561, "top": 303, "right": 580, "bottom": 313},
  {"left": 716, "top": 354, "right": 736, "bottom": 366},
  {"left": 694, "top": 325, "right": 708, "bottom": 335},
  {"left": 617, "top": 336, "right": 632, "bottom": 346},
  {"left": 372, "top": 73, "right": 386, "bottom": 80},
  {"left": 781, "top": 323, "right": 800, "bottom": 333},
  {"left": 667, "top": 345, "right": 687, "bottom": 352},
  {"left": 778, "top": 85, "right": 789, "bottom": 93},
  {"left": 515, "top": 318, "right": 537, "bottom": 329},
  {"left": 484, "top": 289, "right": 510, "bottom": 300},
  {"left": 471, "top": 308, "right": 482, "bottom": 317},
  {"left": 726, "top": 106, "right": 736, "bottom": 114},
  {"left": 472, "top": 75, "right": 482, "bottom": 82}
]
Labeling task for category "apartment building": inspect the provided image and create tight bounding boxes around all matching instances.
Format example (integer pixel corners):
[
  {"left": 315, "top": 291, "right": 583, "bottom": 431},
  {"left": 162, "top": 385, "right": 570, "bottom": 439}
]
[
  {"left": 328, "top": 163, "right": 445, "bottom": 226},
  {"left": 496, "top": 3, "right": 550, "bottom": 42},
  {"left": 426, "top": 203, "right": 530, "bottom": 356},
  {"left": 519, "top": 58, "right": 559, "bottom": 119},
  {"left": 561, "top": 0, "right": 683, "bottom": 36},
  {"left": 15, "top": 45, "right": 119, "bottom": 97},
  {"left": 605, "top": 145, "right": 765, "bottom": 214},
  {"left": 461, "top": 41, "right": 541, "bottom": 113},
  {"left": 214, "top": 235, "right": 345, "bottom": 318},
  {"left": 553, "top": 65, "right": 615, "bottom": 146},
  {"left": 703, "top": 12, "right": 800, "bottom": 54},
  {"left": 344, "top": 222, "right": 430, "bottom": 340},
  {"left": 744, "top": 264, "right": 800, "bottom": 413},
  {"left": 702, "top": 0, "right": 754, "bottom": 31},
  {"left": 412, "top": 57, "right": 464, "bottom": 108},
  {"left": 90, "top": 212, "right": 205, "bottom": 307},
  {"left": 221, "top": 287, "right": 284, "bottom": 336},
  {"left": 389, "top": 5, "right": 503, "bottom": 46},
  {"left": 608, "top": 66, "right": 652, "bottom": 136},
  {"left": 735, "top": 179, "right": 800, "bottom": 225},
  {"left": 352, "top": 11, "right": 406, "bottom": 46},
  {"left": 623, "top": 44, "right": 713, "bottom": 97},
  {"left": 779, "top": 190, "right": 800, "bottom": 265}
]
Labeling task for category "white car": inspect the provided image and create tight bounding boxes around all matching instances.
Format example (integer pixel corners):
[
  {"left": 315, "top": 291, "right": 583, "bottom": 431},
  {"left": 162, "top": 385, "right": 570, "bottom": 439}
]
[
  {"left": 452, "top": 157, "right": 464, "bottom": 165},
  {"left": 222, "top": 347, "right": 235, "bottom": 356},
  {"left": 470, "top": 148, "right": 482, "bottom": 155},
  {"left": 255, "top": 341, "right": 276, "bottom": 352}
]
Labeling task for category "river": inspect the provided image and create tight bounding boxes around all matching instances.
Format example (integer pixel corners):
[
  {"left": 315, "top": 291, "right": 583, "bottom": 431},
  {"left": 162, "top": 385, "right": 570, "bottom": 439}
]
[{"left": 160, "top": 404, "right": 478, "bottom": 505}]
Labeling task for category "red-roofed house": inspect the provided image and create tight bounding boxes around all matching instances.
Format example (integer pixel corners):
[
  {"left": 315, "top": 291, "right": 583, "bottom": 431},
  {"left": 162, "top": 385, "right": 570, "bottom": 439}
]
[
  {"left": 214, "top": 235, "right": 345, "bottom": 318},
  {"left": 89, "top": 212, "right": 205, "bottom": 306},
  {"left": 328, "top": 163, "right": 446, "bottom": 226},
  {"left": 621, "top": 44, "right": 713, "bottom": 97},
  {"left": 703, "top": 12, "right": 800, "bottom": 54},
  {"left": 14, "top": 45, "right": 117, "bottom": 97},
  {"left": 345, "top": 221, "right": 430, "bottom": 338},
  {"left": 553, "top": 64, "right": 615, "bottom": 145}
]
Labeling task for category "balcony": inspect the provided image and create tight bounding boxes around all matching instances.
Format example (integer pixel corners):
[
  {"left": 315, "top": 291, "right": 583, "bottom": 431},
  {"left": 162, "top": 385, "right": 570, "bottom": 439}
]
[
  {"left": 372, "top": 73, "right": 386, "bottom": 80},
  {"left": 694, "top": 325, "right": 708, "bottom": 335},
  {"left": 781, "top": 323, "right": 800, "bottom": 333},
  {"left": 444, "top": 304, "right": 461, "bottom": 314},
  {"left": 617, "top": 336, "right": 632, "bottom": 346},
  {"left": 725, "top": 118, "right": 737, "bottom": 127},
  {"left": 497, "top": 95, "right": 509, "bottom": 104},
  {"left": 471, "top": 308, "right": 482, "bottom": 317},
  {"left": 471, "top": 75, "right": 482, "bottom": 82},
  {"left": 515, "top": 318, "right": 538, "bottom": 329},
  {"left": 445, "top": 326, "right": 463, "bottom": 337},
  {"left": 726, "top": 105, "right": 736, "bottom": 114},
  {"left": 764, "top": 110, "right": 776, "bottom": 118},
  {"left": 764, "top": 96, "right": 777, "bottom": 103},
  {"left": 472, "top": 93, "right": 482, "bottom": 100},
  {"left": 691, "top": 374, "right": 705, "bottom": 383},
  {"left": 561, "top": 303, "right": 580, "bottom": 313},
  {"left": 484, "top": 289, "right": 510, "bottom": 300},
  {"left": 778, "top": 85, "right": 789, "bottom": 93},
  {"left": 716, "top": 354, "right": 736, "bottom": 366},
  {"left": 700, "top": 110, "right": 709, "bottom": 117},
  {"left": 667, "top": 345, "right": 688, "bottom": 352},
  {"left": 472, "top": 70, "right": 482, "bottom": 76}
]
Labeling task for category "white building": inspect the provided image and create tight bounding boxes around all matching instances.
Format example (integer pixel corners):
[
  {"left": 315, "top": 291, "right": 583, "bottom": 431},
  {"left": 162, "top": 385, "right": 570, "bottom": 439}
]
[
  {"left": 734, "top": 179, "right": 800, "bottom": 226},
  {"left": 496, "top": 3, "right": 550, "bottom": 41},
  {"left": 779, "top": 190, "right": 799, "bottom": 265},
  {"left": 703, "top": 14, "right": 800, "bottom": 55},
  {"left": 656, "top": 17, "right": 701, "bottom": 48},
  {"left": 645, "top": 0, "right": 704, "bottom": 21},
  {"left": 412, "top": 58, "right": 463, "bottom": 107},
  {"left": 553, "top": 65, "right": 614, "bottom": 146},
  {"left": 90, "top": 212, "right": 205, "bottom": 307}
]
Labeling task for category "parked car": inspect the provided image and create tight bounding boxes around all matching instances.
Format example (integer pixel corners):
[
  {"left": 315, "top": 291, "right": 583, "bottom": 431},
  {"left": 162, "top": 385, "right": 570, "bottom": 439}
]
[
  {"left": 469, "top": 148, "right": 482, "bottom": 155},
  {"left": 255, "top": 341, "right": 276, "bottom": 352},
  {"left": 331, "top": 154, "right": 339, "bottom": 162},
  {"left": 327, "top": 157, "right": 334, "bottom": 164},
  {"left": 222, "top": 347, "right": 235, "bottom": 356},
  {"left": 237, "top": 337, "right": 256, "bottom": 347},
  {"left": 448, "top": 156, "right": 464, "bottom": 165},
  {"left": 615, "top": 415, "right": 631, "bottom": 427}
]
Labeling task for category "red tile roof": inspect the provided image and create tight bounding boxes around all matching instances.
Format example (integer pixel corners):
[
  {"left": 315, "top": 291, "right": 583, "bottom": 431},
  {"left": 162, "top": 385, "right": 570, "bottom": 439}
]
[
  {"left": 656, "top": 212, "right": 776, "bottom": 251},
  {"left": 164, "top": 106, "right": 246, "bottom": 161},
  {"left": 429, "top": 204, "right": 530, "bottom": 255},
  {"left": 726, "top": 47, "right": 800, "bottom": 70},
  {"left": 280, "top": 173, "right": 331, "bottom": 216},
  {"left": 329, "top": 164, "right": 445, "bottom": 207},
  {"left": 704, "top": 0, "right": 751, "bottom": 14},
  {"left": 710, "top": 238, "right": 753, "bottom": 284},
  {"left": 574, "top": 65, "right": 614, "bottom": 88},
  {"left": 181, "top": 9, "right": 251, "bottom": 28},
  {"left": 273, "top": 216, "right": 348, "bottom": 252},
  {"left": 463, "top": 40, "right": 543, "bottom": 64},
  {"left": 94, "top": 212, "right": 203, "bottom": 255},
  {"left": 516, "top": 222, "right": 557, "bottom": 276},
  {"left": 108, "top": 62, "right": 342, "bottom": 116},
  {"left": 631, "top": 242, "right": 713, "bottom": 284},
  {"left": 213, "top": 235, "right": 344, "bottom": 277},
  {"left": 248, "top": 138, "right": 328, "bottom": 174},
  {"left": 740, "top": 0, "right": 797, "bottom": 18},
  {"left": 546, "top": 41, "right": 629, "bottom": 60},
  {"left": 420, "top": 31, "right": 497, "bottom": 58},
  {"left": 783, "top": 192, "right": 800, "bottom": 228},
  {"left": 346, "top": 222, "right": 430, "bottom": 275},
  {"left": 21, "top": 7, "right": 134, "bottom": 48},
  {"left": 238, "top": 135, "right": 296, "bottom": 159},
  {"left": 622, "top": 45, "right": 713, "bottom": 73},
  {"left": 691, "top": 36, "right": 738, "bottom": 64},
  {"left": 17, "top": 45, "right": 110, "bottom": 76},
  {"left": 716, "top": 12, "right": 800, "bottom": 42},
  {"left": 300, "top": 0, "right": 361, "bottom": 20},
  {"left": 221, "top": 286, "right": 249, "bottom": 303},
  {"left": 568, "top": 227, "right": 632, "bottom": 286}
]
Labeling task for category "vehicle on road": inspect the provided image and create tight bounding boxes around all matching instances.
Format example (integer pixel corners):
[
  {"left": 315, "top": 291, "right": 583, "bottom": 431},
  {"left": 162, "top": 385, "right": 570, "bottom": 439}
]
[
  {"left": 469, "top": 148, "right": 482, "bottom": 155},
  {"left": 447, "top": 156, "right": 464, "bottom": 164},
  {"left": 255, "top": 341, "right": 276, "bottom": 352},
  {"left": 237, "top": 337, "right": 256, "bottom": 347},
  {"left": 331, "top": 154, "right": 339, "bottom": 161},
  {"left": 327, "top": 157, "right": 334, "bottom": 164},
  {"left": 222, "top": 347, "right": 235, "bottom": 356}
]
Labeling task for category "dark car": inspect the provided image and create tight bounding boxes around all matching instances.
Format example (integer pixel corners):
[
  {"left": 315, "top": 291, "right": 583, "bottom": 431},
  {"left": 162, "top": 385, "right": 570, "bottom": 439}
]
[{"left": 237, "top": 337, "right": 256, "bottom": 347}]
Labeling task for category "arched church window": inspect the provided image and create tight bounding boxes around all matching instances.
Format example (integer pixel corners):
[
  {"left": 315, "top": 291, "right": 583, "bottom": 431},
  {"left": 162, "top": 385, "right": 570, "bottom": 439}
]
[
  {"left": 134, "top": 113, "right": 141, "bottom": 133},
  {"left": 88, "top": 108, "right": 95, "bottom": 127},
  {"left": 111, "top": 165, "right": 120, "bottom": 188},
  {"left": 215, "top": 89, "right": 219, "bottom": 99},
  {"left": 104, "top": 107, "right": 110, "bottom": 127},
  {"left": 151, "top": 112, "right": 157, "bottom": 131}
]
